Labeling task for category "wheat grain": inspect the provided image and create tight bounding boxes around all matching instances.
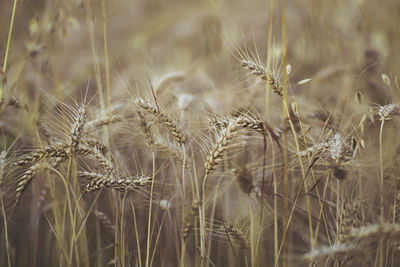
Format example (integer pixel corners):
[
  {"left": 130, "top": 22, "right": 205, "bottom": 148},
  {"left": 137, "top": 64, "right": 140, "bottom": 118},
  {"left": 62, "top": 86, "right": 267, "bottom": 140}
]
[
  {"left": 241, "top": 59, "right": 283, "bottom": 97},
  {"left": 15, "top": 163, "right": 43, "bottom": 205},
  {"left": 377, "top": 104, "right": 399, "bottom": 121},
  {"left": 13, "top": 145, "right": 70, "bottom": 166},
  {"left": 70, "top": 104, "right": 87, "bottom": 150},
  {"left": 136, "top": 98, "right": 186, "bottom": 144},
  {"left": 223, "top": 223, "right": 249, "bottom": 251},
  {"left": 84, "top": 175, "right": 151, "bottom": 193}
]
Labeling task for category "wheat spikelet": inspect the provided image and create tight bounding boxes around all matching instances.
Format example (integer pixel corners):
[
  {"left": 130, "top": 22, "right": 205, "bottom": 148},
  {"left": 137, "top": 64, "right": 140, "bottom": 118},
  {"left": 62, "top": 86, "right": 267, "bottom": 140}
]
[
  {"left": 84, "top": 175, "right": 151, "bottom": 193},
  {"left": 136, "top": 98, "right": 186, "bottom": 144},
  {"left": 377, "top": 103, "right": 399, "bottom": 121},
  {"left": 209, "top": 117, "right": 230, "bottom": 130},
  {"left": 299, "top": 140, "right": 331, "bottom": 157},
  {"left": 76, "top": 145, "right": 114, "bottom": 174},
  {"left": 137, "top": 109, "right": 157, "bottom": 146},
  {"left": 211, "top": 114, "right": 265, "bottom": 135},
  {"left": 78, "top": 171, "right": 105, "bottom": 180},
  {"left": 70, "top": 104, "right": 87, "bottom": 150},
  {"left": 223, "top": 223, "right": 249, "bottom": 251},
  {"left": 235, "top": 116, "right": 265, "bottom": 135},
  {"left": 205, "top": 115, "right": 263, "bottom": 175},
  {"left": 205, "top": 119, "right": 240, "bottom": 175},
  {"left": 329, "top": 133, "right": 349, "bottom": 163},
  {"left": 13, "top": 145, "right": 70, "bottom": 166},
  {"left": 138, "top": 109, "right": 187, "bottom": 165},
  {"left": 0, "top": 150, "right": 7, "bottom": 187},
  {"left": 15, "top": 162, "right": 43, "bottom": 205},
  {"left": 241, "top": 59, "right": 283, "bottom": 97},
  {"left": 84, "top": 137, "right": 108, "bottom": 153},
  {"left": 137, "top": 109, "right": 186, "bottom": 165}
]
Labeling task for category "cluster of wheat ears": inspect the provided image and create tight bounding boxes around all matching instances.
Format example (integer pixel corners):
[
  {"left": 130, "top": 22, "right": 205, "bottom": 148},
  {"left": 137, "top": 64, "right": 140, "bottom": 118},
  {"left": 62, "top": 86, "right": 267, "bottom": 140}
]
[{"left": 1, "top": 0, "right": 400, "bottom": 267}]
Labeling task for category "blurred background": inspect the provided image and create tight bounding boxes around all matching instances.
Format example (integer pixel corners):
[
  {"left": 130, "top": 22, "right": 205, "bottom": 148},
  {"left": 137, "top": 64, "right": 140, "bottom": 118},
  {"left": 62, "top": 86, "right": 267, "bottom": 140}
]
[{"left": 1, "top": 0, "right": 399, "bottom": 106}]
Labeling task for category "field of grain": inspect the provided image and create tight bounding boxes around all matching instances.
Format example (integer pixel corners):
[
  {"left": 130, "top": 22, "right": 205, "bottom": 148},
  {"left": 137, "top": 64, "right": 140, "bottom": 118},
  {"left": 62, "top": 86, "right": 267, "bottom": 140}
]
[{"left": 1, "top": 0, "right": 400, "bottom": 266}]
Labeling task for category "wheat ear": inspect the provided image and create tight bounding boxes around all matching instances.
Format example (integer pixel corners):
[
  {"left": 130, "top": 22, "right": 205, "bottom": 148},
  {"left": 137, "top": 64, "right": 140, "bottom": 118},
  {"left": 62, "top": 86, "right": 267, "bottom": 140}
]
[
  {"left": 136, "top": 98, "right": 186, "bottom": 144},
  {"left": 84, "top": 175, "right": 152, "bottom": 193},
  {"left": 13, "top": 145, "right": 70, "bottom": 167},
  {"left": 15, "top": 163, "right": 43, "bottom": 205},
  {"left": 70, "top": 104, "right": 87, "bottom": 150},
  {"left": 241, "top": 59, "right": 283, "bottom": 97},
  {"left": 223, "top": 223, "right": 249, "bottom": 252}
]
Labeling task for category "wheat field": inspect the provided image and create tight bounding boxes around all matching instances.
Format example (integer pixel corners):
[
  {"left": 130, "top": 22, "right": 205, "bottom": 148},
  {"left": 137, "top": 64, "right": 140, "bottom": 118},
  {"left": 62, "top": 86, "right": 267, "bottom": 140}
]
[{"left": 1, "top": 0, "right": 400, "bottom": 266}]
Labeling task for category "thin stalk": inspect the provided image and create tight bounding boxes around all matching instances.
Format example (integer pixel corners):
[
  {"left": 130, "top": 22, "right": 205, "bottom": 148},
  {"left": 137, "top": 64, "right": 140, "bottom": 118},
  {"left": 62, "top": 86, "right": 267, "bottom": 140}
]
[
  {"left": 131, "top": 201, "right": 142, "bottom": 267},
  {"left": 150, "top": 206, "right": 168, "bottom": 266},
  {"left": 272, "top": 139, "right": 279, "bottom": 267},
  {"left": 379, "top": 119, "right": 385, "bottom": 267},
  {"left": 379, "top": 120, "right": 385, "bottom": 222},
  {"left": 312, "top": 173, "right": 333, "bottom": 246},
  {"left": 1, "top": 196, "right": 11, "bottom": 267},
  {"left": 265, "top": 0, "right": 274, "bottom": 118},
  {"left": 249, "top": 203, "right": 255, "bottom": 267},
  {"left": 180, "top": 144, "right": 187, "bottom": 267},
  {"left": 1, "top": 0, "right": 18, "bottom": 98},
  {"left": 85, "top": 0, "right": 105, "bottom": 115},
  {"left": 145, "top": 152, "right": 156, "bottom": 267},
  {"left": 191, "top": 146, "right": 200, "bottom": 267},
  {"left": 120, "top": 194, "right": 127, "bottom": 267},
  {"left": 255, "top": 129, "right": 268, "bottom": 261},
  {"left": 182, "top": 144, "right": 186, "bottom": 198},
  {"left": 95, "top": 204, "right": 103, "bottom": 267},
  {"left": 336, "top": 179, "right": 340, "bottom": 240},
  {"left": 101, "top": 0, "right": 112, "bottom": 112},
  {"left": 200, "top": 174, "right": 208, "bottom": 265},
  {"left": 205, "top": 176, "right": 223, "bottom": 267},
  {"left": 281, "top": 6, "right": 289, "bottom": 267}
]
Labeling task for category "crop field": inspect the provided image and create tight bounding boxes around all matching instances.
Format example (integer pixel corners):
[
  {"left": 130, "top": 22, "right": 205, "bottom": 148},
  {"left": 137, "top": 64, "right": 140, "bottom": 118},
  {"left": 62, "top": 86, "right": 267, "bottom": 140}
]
[{"left": 0, "top": 0, "right": 400, "bottom": 266}]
